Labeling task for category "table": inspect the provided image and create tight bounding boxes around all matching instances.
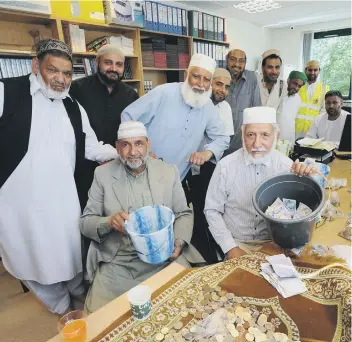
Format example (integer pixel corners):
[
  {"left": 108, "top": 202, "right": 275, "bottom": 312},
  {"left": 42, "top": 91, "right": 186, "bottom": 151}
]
[
  {"left": 47, "top": 159, "right": 351, "bottom": 342},
  {"left": 311, "top": 158, "right": 351, "bottom": 246}
]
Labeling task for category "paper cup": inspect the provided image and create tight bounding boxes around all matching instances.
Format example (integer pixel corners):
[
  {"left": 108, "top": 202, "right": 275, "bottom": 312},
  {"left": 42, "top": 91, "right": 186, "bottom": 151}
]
[{"left": 127, "top": 285, "right": 152, "bottom": 321}]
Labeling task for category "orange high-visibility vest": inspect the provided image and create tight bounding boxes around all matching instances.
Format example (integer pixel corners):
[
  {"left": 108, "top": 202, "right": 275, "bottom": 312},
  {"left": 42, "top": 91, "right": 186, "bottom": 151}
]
[{"left": 296, "top": 82, "right": 329, "bottom": 134}]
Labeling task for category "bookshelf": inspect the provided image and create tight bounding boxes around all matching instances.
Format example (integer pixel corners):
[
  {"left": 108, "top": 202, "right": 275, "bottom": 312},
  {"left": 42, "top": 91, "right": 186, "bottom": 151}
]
[{"left": 0, "top": 8, "right": 229, "bottom": 96}]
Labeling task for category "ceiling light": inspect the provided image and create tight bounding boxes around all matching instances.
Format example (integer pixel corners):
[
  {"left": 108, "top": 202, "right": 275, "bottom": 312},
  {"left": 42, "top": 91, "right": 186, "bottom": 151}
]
[{"left": 233, "top": 0, "right": 282, "bottom": 14}]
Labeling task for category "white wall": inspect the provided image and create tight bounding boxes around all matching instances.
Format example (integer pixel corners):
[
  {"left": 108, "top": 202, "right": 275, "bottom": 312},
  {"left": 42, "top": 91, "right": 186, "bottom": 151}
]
[
  {"left": 226, "top": 18, "right": 272, "bottom": 71},
  {"left": 172, "top": 1, "right": 272, "bottom": 71},
  {"left": 271, "top": 19, "right": 351, "bottom": 71}
]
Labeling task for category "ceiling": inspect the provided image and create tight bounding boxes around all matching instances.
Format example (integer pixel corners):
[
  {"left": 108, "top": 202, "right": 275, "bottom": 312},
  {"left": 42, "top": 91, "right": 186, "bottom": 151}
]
[{"left": 176, "top": 1, "right": 352, "bottom": 28}]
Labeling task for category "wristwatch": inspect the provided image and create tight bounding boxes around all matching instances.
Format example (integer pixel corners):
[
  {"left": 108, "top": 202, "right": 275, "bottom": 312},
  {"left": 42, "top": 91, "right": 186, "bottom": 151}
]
[{"left": 175, "top": 239, "right": 186, "bottom": 251}]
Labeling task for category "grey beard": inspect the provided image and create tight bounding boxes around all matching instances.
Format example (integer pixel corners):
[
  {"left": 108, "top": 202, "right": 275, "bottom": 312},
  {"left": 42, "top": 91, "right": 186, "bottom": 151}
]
[
  {"left": 36, "top": 72, "right": 70, "bottom": 100},
  {"left": 120, "top": 154, "right": 148, "bottom": 173}
]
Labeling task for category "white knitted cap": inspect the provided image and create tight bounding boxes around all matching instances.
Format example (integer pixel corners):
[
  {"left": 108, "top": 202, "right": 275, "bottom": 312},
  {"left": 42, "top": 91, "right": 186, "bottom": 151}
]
[
  {"left": 189, "top": 53, "right": 216, "bottom": 75},
  {"left": 118, "top": 121, "right": 148, "bottom": 140},
  {"left": 243, "top": 107, "right": 277, "bottom": 125}
]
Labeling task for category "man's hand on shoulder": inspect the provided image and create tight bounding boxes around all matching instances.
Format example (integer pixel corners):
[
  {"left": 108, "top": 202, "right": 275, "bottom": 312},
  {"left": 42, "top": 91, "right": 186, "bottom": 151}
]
[
  {"left": 108, "top": 212, "right": 129, "bottom": 233},
  {"left": 227, "top": 247, "right": 247, "bottom": 259},
  {"left": 189, "top": 150, "right": 213, "bottom": 166}
]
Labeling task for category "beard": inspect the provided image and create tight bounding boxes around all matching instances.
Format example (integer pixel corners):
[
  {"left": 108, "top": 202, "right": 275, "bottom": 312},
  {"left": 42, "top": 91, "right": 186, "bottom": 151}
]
[
  {"left": 37, "top": 72, "right": 70, "bottom": 100},
  {"left": 120, "top": 153, "right": 148, "bottom": 173},
  {"left": 98, "top": 66, "right": 122, "bottom": 86},
  {"left": 242, "top": 136, "right": 277, "bottom": 165},
  {"left": 307, "top": 74, "right": 317, "bottom": 82},
  {"left": 181, "top": 80, "right": 212, "bottom": 108}
]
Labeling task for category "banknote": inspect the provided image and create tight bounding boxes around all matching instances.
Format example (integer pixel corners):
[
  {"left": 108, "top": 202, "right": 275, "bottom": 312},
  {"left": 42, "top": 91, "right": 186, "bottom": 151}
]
[{"left": 283, "top": 198, "right": 297, "bottom": 213}]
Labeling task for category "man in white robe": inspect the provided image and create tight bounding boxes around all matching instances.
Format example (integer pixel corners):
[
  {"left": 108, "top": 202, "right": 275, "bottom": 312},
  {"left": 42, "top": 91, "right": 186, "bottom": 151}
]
[{"left": 0, "top": 39, "right": 118, "bottom": 314}]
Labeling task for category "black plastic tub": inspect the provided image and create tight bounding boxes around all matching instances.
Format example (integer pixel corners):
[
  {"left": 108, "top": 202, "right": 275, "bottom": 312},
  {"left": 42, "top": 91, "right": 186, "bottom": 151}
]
[{"left": 253, "top": 173, "right": 325, "bottom": 248}]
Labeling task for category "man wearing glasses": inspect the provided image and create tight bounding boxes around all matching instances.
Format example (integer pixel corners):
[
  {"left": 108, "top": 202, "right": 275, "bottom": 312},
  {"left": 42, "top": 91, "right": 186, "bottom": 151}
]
[{"left": 225, "top": 49, "right": 261, "bottom": 154}]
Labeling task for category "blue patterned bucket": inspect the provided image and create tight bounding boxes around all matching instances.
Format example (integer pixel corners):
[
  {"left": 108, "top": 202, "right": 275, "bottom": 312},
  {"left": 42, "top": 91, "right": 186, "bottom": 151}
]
[{"left": 125, "top": 205, "right": 175, "bottom": 264}]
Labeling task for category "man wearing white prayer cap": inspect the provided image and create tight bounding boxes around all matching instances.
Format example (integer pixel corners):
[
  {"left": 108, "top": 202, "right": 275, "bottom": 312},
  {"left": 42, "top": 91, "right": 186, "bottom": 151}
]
[
  {"left": 205, "top": 106, "right": 322, "bottom": 259},
  {"left": 121, "top": 53, "right": 229, "bottom": 203},
  {"left": 81, "top": 120, "right": 204, "bottom": 313}
]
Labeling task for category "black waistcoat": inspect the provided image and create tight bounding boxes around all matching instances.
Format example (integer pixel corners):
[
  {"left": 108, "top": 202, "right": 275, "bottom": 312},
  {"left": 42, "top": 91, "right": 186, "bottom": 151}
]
[{"left": 0, "top": 75, "right": 87, "bottom": 210}]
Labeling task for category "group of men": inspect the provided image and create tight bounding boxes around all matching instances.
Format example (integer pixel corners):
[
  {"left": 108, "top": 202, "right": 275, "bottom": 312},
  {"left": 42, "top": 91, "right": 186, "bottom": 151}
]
[{"left": 0, "top": 38, "right": 344, "bottom": 316}]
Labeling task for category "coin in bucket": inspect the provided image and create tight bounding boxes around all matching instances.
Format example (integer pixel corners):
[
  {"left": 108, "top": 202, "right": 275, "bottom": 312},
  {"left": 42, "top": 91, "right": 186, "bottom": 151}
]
[
  {"left": 125, "top": 205, "right": 175, "bottom": 264},
  {"left": 58, "top": 310, "right": 87, "bottom": 342},
  {"left": 128, "top": 285, "right": 152, "bottom": 320}
]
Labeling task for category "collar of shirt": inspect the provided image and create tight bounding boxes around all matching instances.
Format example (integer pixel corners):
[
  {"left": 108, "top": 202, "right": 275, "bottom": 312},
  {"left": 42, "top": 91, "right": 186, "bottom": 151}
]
[
  {"left": 230, "top": 69, "right": 247, "bottom": 88},
  {"left": 29, "top": 73, "right": 72, "bottom": 100},
  {"left": 243, "top": 148, "right": 272, "bottom": 167}
]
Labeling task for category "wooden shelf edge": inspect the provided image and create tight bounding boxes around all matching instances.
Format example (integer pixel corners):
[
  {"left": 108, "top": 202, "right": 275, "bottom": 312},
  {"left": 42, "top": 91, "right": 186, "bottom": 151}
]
[
  {"left": 140, "top": 29, "right": 190, "bottom": 39},
  {"left": 192, "top": 37, "right": 230, "bottom": 45},
  {"left": 0, "top": 49, "right": 35, "bottom": 57},
  {"left": 73, "top": 52, "right": 137, "bottom": 58},
  {"left": 143, "top": 67, "right": 187, "bottom": 71},
  {"left": 122, "top": 79, "right": 140, "bottom": 82}
]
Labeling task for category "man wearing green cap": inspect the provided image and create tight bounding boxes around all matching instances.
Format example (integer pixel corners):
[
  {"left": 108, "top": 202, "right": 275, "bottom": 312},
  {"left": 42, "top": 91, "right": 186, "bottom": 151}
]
[{"left": 277, "top": 71, "right": 307, "bottom": 143}]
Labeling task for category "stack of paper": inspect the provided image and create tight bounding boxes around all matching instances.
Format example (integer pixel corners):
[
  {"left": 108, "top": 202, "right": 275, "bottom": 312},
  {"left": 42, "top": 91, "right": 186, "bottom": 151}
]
[{"left": 260, "top": 254, "right": 307, "bottom": 298}]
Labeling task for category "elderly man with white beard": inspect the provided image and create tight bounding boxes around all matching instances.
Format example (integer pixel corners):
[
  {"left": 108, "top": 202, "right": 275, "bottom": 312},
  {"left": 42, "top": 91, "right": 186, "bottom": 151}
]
[
  {"left": 121, "top": 54, "right": 230, "bottom": 190},
  {"left": 204, "top": 107, "right": 322, "bottom": 259}
]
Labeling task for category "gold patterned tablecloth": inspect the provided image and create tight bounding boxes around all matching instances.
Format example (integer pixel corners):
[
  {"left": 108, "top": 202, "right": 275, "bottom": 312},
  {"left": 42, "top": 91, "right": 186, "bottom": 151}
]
[{"left": 95, "top": 253, "right": 351, "bottom": 342}]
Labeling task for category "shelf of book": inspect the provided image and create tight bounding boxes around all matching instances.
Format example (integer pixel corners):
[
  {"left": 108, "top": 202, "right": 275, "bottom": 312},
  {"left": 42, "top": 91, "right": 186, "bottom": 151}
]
[{"left": 192, "top": 36, "right": 230, "bottom": 45}]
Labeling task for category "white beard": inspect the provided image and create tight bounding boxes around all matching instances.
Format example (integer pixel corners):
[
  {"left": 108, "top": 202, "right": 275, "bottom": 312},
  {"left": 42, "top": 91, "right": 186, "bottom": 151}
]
[
  {"left": 37, "top": 72, "right": 70, "bottom": 100},
  {"left": 181, "top": 81, "right": 212, "bottom": 108},
  {"left": 243, "top": 137, "right": 277, "bottom": 165}
]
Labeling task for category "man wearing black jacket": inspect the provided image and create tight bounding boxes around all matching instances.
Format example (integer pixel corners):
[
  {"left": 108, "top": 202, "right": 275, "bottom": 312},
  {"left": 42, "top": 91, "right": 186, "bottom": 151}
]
[{"left": 70, "top": 44, "right": 139, "bottom": 208}]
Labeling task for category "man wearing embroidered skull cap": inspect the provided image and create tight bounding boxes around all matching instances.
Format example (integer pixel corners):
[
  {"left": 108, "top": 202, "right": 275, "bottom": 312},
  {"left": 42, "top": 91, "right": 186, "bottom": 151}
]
[
  {"left": 81, "top": 120, "right": 203, "bottom": 313},
  {"left": 205, "top": 107, "right": 323, "bottom": 259},
  {"left": 0, "top": 39, "right": 118, "bottom": 314},
  {"left": 121, "top": 54, "right": 229, "bottom": 197}
]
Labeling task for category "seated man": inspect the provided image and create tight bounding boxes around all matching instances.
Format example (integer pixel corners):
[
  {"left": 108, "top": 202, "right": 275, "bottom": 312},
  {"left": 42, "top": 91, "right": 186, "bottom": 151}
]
[
  {"left": 204, "top": 107, "right": 321, "bottom": 259},
  {"left": 80, "top": 121, "right": 203, "bottom": 313},
  {"left": 306, "top": 90, "right": 349, "bottom": 141}
]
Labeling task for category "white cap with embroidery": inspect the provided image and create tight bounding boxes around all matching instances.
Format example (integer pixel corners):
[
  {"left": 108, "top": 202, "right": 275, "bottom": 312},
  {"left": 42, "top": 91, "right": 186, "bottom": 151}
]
[
  {"left": 189, "top": 53, "right": 217, "bottom": 75},
  {"left": 243, "top": 107, "right": 277, "bottom": 125},
  {"left": 118, "top": 121, "right": 148, "bottom": 140}
]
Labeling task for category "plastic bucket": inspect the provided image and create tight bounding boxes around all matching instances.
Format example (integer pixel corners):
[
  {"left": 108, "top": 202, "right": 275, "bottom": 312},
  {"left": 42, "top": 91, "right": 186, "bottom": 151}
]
[
  {"left": 253, "top": 173, "right": 325, "bottom": 249},
  {"left": 125, "top": 205, "right": 175, "bottom": 264}
]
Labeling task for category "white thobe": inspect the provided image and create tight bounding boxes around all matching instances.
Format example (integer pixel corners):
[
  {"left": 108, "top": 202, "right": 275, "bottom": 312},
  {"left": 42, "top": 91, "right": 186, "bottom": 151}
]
[
  {"left": 306, "top": 110, "right": 349, "bottom": 141},
  {"left": 258, "top": 76, "right": 287, "bottom": 110},
  {"left": 0, "top": 74, "right": 118, "bottom": 284},
  {"left": 278, "top": 94, "right": 301, "bottom": 143},
  {"left": 215, "top": 101, "right": 234, "bottom": 136}
]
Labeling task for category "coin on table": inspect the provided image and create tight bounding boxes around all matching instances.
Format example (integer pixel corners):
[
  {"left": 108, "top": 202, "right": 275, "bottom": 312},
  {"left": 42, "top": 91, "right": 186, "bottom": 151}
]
[
  {"left": 243, "top": 322, "right": 250, "bottom": 330},
  {"left": 235, "top": 297, "right": 243, "bottom": 303},
  {"left": 245, "top": 333, "right": 254, "bottom": 341},
  {"left": 257, "top": 314, "right": 268, "bottom": 326},
  {"left": 226, "top": 292, "right": 235, "bottom": 299},
  {"left": 241, "top": 302, "right": 249, "bottom": 308},
  {"left": 203, "top": 284, "right": 211, "bottom": 291},
  {"left": 155, "top": 333, "right": 165, "bottom": 341},
  {"left": 202, "top": 312, "right": 209, "bottom": 319},
  {"left": 252, "top": 311, "right": 260, "bottom": 318},
  {"left": 264, "top": 322, "right": 273, "bottom": 331},
  {"left": 183, "top": 332, "right": 194, "bottom": 341},
  {"left": 215, "top": 286, "right": 221, "bottom": 292},
  {"left": 181, "top": 328, "right": 189, "bottom": 336},
  {"left": 189, "top": 308, "right": 197, "bottom": 315},
  {"left": 173, "top": 321, "right": 183, "bottom": 330},
  {"left": 242, "top": 312, "right": 251, "bottom": 322},
  {"left": 212, "top": 294, "right": 220, "bottom": 301},
  {"left": 223, "top": 335, "right": 234, "bottom": 342},
  {"left": 180, "top": 311, "right": 188, "bottom": 318},
  {"left": 161, "top": 327, "right": 170, "bottom": 335},
  {"left": 162, "top": 319, "right": 169, "bottom": 326},
  {"left": 200, "top": 299, "right": 209, "bottom": 306},
  {"left": 169, "top": 329, "right": 176, "bottom": 335},
  {"left": 204, "top": 293, "right": 211, "bottom": 299},
  {"left": 259, "top": 326, "right": 266, "bottom": 333},
  {"left": 236, "top": 325, "right": 245, "bottom": 333}
]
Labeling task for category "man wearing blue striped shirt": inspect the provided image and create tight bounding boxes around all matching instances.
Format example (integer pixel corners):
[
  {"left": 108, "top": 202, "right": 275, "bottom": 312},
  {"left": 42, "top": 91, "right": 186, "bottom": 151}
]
[{"left": 204, "top": 107, "right": 321, "bottom": 259}]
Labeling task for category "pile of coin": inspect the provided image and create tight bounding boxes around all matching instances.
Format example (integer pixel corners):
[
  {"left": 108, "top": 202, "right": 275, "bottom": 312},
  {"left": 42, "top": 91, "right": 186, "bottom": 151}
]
[{"left": 152, "top": 285, "right": 300, "bottom": 342}]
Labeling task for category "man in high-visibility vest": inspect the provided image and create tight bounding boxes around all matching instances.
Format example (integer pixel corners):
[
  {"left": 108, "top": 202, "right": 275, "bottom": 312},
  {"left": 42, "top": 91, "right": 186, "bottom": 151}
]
[{"left": 296, "top": 60, "right": 329, "bottom": 139}]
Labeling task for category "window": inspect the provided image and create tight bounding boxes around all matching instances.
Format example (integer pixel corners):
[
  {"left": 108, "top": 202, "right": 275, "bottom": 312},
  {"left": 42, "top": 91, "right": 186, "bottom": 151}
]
[{"left": 312, "top": 28, "right": 351, "bottom": 98}]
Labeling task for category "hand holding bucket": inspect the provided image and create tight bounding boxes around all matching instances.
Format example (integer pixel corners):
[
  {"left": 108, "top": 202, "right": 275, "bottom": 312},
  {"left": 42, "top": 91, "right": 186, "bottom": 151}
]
[{"left": 125, "top": 205, "right": 175, "bottom": 264}]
